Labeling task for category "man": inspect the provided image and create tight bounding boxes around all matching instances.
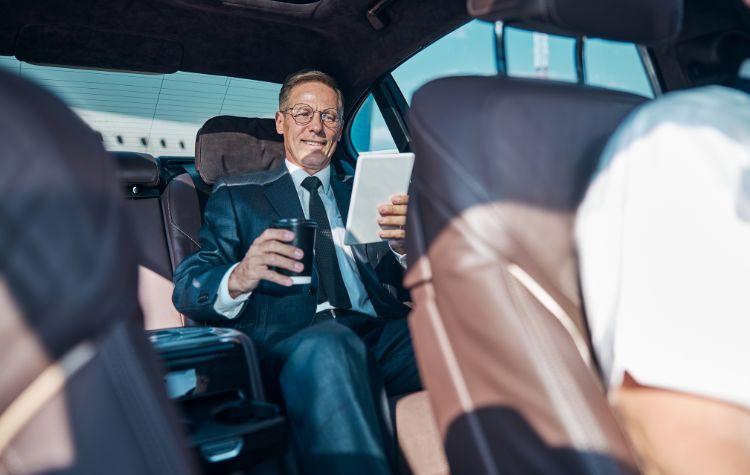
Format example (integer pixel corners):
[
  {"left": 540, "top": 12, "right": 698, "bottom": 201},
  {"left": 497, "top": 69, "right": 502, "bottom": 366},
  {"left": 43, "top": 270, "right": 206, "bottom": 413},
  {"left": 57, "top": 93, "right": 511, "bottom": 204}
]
[
  {"left": 173, "top": 70, "right": 420, "bottom": 474},
  {"left": 576, "top": 29, "right": 750, "bottom": 475}
]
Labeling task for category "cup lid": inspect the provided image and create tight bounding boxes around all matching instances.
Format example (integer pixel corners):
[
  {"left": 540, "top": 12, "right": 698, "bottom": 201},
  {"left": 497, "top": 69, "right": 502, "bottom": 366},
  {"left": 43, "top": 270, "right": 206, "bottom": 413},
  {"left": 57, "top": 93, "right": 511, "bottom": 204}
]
[{"left": 270, "top": 218, "right": 317, "bottom": 227}]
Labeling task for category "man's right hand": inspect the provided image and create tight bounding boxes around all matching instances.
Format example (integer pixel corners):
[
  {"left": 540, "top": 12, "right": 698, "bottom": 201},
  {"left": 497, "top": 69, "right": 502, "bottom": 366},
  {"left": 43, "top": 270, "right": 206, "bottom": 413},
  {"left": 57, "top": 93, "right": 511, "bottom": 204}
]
[{"left": 227, "top": 228, "right": 304, "bottom": 298}]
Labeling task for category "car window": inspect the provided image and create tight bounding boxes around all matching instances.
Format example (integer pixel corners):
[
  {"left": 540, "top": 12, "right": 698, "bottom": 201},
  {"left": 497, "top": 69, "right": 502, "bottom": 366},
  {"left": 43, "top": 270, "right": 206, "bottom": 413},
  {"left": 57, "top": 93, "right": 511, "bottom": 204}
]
[
  {"left": 584, "top": 38, "right": 654, "bottom": 97},
  {"left": 349, "top": 94, "right": 398, "bottom": 153},
  {"left": 505, "top": 27, "right": 578, "bottom": 82},
  {"left": 345, "top": 19, "right": 656, "bottom": 155},
  {"left": 349, "top": 20, "right": 497, "bottom": 153},
  {"left": 392, "top": 20, "right": 497, "bottom": 104},
  {"left": 504, "top": 27, "right": 654, "bottom": 98},
  {"left": 0, "top": 56, "right": 281, "bottom": 156}
]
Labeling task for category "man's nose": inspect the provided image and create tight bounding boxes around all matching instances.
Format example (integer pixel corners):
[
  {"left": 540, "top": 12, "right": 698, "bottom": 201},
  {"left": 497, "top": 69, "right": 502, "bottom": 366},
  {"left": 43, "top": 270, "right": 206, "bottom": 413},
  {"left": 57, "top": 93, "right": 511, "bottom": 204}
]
[{"left": 308, "top": 111, "right": 324, "bottom": 132}]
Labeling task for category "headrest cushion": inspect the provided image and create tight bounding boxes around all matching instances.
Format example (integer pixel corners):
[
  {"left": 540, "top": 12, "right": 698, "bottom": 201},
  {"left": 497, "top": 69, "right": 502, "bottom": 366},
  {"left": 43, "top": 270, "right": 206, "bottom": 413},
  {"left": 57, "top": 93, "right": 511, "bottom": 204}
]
[
  {"left": 113, "top": 152, "right": 159, "bottom": 187},
  {"left": 468, "top": 0, "right": 682, "bottom": 45},
  {"left": 195, "top": 116, "right": 285, "bottom": 185}
]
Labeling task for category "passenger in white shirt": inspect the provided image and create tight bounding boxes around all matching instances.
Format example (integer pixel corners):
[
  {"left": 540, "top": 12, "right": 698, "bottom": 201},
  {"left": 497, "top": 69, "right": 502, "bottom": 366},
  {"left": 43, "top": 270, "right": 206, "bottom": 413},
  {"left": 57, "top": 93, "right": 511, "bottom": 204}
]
[{"left": 577, "top": 76, "right": 750, "bottom": 472}]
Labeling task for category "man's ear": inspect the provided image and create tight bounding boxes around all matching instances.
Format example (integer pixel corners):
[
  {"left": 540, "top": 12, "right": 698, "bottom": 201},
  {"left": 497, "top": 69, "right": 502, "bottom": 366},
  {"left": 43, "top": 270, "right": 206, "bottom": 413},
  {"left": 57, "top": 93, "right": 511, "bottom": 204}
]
[{"left": 275, "top": 111, "right": 284, "bottom": 135}]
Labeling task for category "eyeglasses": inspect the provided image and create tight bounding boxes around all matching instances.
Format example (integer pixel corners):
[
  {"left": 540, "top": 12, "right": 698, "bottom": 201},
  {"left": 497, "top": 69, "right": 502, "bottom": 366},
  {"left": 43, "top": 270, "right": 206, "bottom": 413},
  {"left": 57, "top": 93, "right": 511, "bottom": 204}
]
[{"left": 282, "top": 103, "right": 341, "bottom": 129}]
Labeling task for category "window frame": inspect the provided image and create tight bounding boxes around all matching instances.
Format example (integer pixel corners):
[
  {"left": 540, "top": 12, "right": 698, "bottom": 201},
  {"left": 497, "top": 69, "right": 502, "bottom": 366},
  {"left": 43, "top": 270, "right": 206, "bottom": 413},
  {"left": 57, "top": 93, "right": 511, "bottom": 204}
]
[
  {"left": 343, "top": 20, "right": 486, "bottom": 160},
  {"left": 345, "top": 21, "right": 663, "bottom": 163},
  {"left": 343, "top": 73, "right": 411, "bottom": 158},
  {"left": 498, "top": 22, "right": 660, "bottom": 97}
]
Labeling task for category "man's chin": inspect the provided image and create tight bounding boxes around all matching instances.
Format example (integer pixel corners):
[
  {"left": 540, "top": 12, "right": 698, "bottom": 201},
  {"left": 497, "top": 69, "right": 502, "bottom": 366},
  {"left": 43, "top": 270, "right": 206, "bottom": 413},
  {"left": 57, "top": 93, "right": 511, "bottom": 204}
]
[{"left": 300, "top": 151, "right": 332, "bottom": 170}]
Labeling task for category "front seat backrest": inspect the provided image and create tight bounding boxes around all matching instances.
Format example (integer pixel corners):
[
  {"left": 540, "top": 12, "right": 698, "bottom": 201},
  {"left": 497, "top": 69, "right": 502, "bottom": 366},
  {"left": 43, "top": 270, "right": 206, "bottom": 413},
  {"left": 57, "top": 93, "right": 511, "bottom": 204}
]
[
  {"left": 161, "top": 116, "right": 284, "bottom": 272},
  {"left": 404, "top": 0, "right": 682, "bottom": 473},
  {"left": 406, "top": 76, "right": 644, "bottom": 474},
  {"left": 0, "top": 69, "right": 196, "bottom": 474}
]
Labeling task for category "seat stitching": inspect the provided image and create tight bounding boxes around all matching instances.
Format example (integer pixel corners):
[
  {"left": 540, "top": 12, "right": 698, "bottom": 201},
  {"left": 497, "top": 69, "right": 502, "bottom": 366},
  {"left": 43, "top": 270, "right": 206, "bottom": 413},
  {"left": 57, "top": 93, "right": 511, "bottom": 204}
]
[{"left": 165, "top": 183, "right": 201, "bottom": 248}]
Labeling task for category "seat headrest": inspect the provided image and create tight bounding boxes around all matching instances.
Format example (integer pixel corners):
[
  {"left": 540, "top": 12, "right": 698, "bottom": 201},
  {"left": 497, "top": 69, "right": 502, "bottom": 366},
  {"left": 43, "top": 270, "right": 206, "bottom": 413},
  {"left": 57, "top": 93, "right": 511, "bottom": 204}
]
[
  {"left": 195, "top": 116, "right": 285, "bottom": 185},
  {"left": 0, "top": 70, "right": 139, "bottom": 360},
  {"left": 113, "top": 152, "right": 160, "bottom": 187},
  {"left": 468, "top": 0, "right": 683, "bottom": 45}
]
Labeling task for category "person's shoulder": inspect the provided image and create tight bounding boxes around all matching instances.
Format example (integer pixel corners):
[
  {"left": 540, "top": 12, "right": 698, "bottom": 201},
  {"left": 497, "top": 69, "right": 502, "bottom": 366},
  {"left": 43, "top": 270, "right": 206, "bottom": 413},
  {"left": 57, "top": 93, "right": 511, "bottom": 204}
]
[
  {"left": 631, "top": 86, "right": 750, "bottom": 131},
  {"left": 213, "top": 167, "right": 287, "bottom": 191},
  {"left": 605, "top": 85, "right": 750, "bottom": 156}
]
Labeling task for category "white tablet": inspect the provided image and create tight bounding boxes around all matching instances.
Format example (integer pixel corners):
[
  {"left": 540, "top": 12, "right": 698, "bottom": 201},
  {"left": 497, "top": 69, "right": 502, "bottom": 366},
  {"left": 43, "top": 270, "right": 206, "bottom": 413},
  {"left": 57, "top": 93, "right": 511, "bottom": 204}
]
[{"left": 344, "top": 152, "right": 415, "bottom": 245}]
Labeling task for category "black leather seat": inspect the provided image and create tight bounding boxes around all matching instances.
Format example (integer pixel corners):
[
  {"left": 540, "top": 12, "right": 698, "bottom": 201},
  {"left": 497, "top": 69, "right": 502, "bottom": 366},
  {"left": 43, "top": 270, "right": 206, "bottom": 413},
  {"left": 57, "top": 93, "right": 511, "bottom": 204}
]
[
  {"left": 0, "top": 69, "right": 197, "bottom": 474},
  {"left": 161, "top": 116, "right": 285, "bottom": 273},
  {"left": 404, "top": 0, "right": 682, "bottom": 473},
  {"left": 115, "top": 151, "right": 184, "bottom": 329}
]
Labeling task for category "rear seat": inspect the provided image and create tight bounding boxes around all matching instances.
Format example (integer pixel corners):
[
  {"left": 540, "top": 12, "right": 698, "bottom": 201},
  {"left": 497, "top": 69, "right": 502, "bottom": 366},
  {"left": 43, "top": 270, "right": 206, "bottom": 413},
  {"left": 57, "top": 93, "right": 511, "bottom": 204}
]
[
  {"left": 120, "top": 115, "right": 447, "bottom": 474},
  {"left": 114, "top": 151, "right": 183, "bottom": 329},
  {"left": 161, "top": 115, "right": 285, "bottom": 271}
]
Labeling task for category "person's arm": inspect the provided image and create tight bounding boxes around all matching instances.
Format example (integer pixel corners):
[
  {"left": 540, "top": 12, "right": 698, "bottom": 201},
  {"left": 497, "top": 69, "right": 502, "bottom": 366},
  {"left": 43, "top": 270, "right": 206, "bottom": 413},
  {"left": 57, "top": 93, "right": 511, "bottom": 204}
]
[
  {"left": 213, "top": 262, "right": 251, "bottom": 319},
  {"left": 173, "top": 186, "right": 303, "bottom": 322},
  {"left": 172, "top": 185, "right": 245, "bottom": 322},
  {"left": 613, "top": 373, "right": 750, "bottom": 475}
]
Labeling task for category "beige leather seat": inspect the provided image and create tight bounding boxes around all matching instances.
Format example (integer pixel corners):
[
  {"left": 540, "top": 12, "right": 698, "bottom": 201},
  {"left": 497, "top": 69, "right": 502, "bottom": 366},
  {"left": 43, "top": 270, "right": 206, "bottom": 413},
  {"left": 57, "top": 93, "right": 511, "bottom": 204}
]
[
  {"left": 404, "top": 0, "right": 682, "bottom": 473},
  {"left": 0, "top": 69, "right": 196, "bottom": 474}
]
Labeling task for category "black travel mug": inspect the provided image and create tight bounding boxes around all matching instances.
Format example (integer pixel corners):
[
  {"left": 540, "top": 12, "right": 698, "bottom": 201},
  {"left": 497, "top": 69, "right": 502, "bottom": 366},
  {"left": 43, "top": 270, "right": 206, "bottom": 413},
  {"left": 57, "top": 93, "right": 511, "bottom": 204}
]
[{"left": 269, "top": 218, "right": 317, "bottom": 284}]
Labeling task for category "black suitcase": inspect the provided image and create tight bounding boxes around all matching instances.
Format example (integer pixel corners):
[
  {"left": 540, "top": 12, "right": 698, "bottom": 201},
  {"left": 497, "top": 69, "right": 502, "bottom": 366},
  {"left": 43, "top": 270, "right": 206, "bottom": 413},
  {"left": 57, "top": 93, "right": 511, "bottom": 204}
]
[{"left": 148, "top": 326, "right": 289, "bottom": 474}]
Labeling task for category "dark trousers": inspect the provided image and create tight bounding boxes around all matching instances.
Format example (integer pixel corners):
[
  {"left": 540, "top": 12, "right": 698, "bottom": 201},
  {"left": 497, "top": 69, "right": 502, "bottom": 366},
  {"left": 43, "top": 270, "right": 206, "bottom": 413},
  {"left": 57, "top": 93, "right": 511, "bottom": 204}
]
[{"left": 261, "top": 313, "right": 422, "bottom": 475}]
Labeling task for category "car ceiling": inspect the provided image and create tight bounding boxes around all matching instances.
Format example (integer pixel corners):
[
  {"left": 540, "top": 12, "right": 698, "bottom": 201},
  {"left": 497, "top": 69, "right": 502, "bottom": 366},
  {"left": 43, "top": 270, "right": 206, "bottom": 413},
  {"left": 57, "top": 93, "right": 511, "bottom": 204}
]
[{"left": 0, "top": 0, "right": 469, "bottom": 111}]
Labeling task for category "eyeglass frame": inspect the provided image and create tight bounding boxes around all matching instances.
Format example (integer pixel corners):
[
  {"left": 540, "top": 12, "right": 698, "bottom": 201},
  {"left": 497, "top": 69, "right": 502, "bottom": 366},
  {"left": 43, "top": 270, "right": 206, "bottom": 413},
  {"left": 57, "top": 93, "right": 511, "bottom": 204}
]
[{"left": 280, "top": 103, "right": 342, "bottom": 129}]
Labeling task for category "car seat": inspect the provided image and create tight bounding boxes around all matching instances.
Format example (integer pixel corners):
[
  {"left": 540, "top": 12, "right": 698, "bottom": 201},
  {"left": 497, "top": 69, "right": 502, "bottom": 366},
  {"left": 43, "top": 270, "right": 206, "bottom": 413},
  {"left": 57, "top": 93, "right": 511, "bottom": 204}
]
[{"left": 404, "top": 0, "right": 682, "bottom": 472}]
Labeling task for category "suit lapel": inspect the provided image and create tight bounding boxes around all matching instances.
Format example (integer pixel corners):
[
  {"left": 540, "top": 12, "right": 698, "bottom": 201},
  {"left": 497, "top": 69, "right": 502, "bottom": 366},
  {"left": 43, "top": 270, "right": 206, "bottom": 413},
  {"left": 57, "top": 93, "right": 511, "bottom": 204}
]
[
  {"left": 263, "top": 170, "right": 305, "bottom": 220},
  {"left": 330, "top": 175, "right": 352, "bottom": 226}
]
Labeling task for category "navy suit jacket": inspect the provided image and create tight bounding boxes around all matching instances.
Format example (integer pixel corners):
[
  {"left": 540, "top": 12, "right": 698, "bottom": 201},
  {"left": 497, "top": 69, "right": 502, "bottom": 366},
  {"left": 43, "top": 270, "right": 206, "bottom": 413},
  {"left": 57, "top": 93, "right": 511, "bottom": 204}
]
[{"left": 172, "top": 165, "right": 410, "bottom": 352}]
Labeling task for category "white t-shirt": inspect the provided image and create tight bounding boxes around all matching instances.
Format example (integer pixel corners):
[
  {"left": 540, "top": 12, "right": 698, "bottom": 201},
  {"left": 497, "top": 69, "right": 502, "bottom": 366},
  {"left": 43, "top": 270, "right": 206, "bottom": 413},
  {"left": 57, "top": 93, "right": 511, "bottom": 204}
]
[{"left": 576, "top": 86, "right": 750, "bottom": 410}]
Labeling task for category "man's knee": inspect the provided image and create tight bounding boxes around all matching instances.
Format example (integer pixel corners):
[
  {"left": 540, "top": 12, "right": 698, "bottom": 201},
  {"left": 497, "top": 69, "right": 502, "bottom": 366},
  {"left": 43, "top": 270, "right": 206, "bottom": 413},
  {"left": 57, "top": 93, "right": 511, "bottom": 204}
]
[{"left": 281, "top": 322, "right": 369, "bottom": 384}]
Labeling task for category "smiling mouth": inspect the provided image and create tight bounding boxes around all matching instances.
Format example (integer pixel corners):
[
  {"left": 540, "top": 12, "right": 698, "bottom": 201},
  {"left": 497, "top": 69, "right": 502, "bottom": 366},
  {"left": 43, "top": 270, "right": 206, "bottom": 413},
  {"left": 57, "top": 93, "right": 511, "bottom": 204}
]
[{"left": 302, "top": 140, "right": 325, "bottom": 148}]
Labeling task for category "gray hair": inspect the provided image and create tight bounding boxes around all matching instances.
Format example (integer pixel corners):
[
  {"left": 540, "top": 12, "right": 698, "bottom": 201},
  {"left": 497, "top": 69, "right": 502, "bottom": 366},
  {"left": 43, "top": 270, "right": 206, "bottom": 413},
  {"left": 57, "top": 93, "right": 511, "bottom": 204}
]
[{"left": 278, "top": 69, "right": 344, "bottom": 114}]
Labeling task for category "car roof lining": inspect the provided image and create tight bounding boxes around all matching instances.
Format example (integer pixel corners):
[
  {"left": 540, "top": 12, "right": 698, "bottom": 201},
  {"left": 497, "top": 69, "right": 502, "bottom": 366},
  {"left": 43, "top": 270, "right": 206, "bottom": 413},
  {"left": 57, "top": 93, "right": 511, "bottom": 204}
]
[{"left": 1, "top": 0, "right": 469, "bottom": 115}]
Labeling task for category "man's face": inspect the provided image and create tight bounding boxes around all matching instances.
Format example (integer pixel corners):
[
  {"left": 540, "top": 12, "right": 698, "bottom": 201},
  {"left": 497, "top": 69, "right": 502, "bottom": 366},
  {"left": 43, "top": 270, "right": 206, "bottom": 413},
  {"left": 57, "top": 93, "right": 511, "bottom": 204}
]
[{"left": 275, "top": 81, "right": 341, "bottom": 175}]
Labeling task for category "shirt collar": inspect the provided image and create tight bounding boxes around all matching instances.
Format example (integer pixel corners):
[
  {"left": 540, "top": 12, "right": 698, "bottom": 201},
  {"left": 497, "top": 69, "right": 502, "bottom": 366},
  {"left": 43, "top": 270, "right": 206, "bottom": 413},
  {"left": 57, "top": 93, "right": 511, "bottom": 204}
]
[{"left": 285, "top": 159, "right": 331, "bottom": 194}]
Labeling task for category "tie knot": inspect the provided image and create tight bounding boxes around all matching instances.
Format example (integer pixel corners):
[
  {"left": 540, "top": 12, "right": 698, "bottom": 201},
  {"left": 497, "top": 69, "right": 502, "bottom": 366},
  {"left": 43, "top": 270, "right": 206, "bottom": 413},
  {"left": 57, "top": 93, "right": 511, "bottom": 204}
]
[{"left": 301, "top": 176, "right": 322, "bottom": 192}]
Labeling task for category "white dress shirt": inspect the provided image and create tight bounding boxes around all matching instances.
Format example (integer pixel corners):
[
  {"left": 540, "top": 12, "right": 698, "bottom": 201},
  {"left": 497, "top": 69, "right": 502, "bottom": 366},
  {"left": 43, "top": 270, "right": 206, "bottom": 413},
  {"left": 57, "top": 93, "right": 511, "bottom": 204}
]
[
  {"left": 576, "top": 85, "right": 750, "bottom": 410},
  {"left": 214, "top": 159, "right": 405, "bottom": 319}
]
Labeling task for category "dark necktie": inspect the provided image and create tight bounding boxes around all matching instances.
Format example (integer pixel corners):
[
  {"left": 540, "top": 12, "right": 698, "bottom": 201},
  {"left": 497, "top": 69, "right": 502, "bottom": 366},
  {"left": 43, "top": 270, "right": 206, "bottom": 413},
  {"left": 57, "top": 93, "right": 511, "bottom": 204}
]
[{"left": 300, "top": 176, "right": 351, "bottom": 309}]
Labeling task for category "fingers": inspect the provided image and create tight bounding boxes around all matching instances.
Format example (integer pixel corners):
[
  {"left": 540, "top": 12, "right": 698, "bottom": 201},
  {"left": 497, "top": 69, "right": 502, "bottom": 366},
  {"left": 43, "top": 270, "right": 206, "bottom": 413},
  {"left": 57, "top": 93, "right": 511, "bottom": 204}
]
[
  {"left": 378, "top": 215, "right": 406, "bottom": 227},
  {"left": 378, "top": 204, "right": 408, "bottom": 216},
  {"left": 391, "top": 194, "right": 409, "bottom": 205},
  {"left": 260, "top": 252, "right": 303, "bottom": 274},
  {"left": 256, "top": 227, "right": 295, "bottom": 244},
  {"left": 378, "top": 228, "right": 406, "bottom": 240},
  {"left": 258, "top": 267, "right": 295, "bottom": 287},
  {"left": 233, "top": 227, "right": 306, "bottom": 291},
  {"left": 260, "top": 240, "right": 304, "bottom": 260}
]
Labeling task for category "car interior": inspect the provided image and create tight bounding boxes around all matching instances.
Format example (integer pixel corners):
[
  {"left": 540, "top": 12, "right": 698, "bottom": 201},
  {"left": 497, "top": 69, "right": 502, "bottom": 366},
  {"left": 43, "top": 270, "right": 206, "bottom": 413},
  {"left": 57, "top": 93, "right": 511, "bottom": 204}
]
[{"left": 2, "top": 0, "right": 750, "bottom": 473}]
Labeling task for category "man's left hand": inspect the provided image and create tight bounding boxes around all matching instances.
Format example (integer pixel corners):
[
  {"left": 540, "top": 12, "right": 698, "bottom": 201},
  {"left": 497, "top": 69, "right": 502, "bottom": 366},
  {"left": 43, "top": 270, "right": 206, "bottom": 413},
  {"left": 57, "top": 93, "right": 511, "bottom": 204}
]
[{"left": 378, "top": 194, "right": 408, "bottom": 255}]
